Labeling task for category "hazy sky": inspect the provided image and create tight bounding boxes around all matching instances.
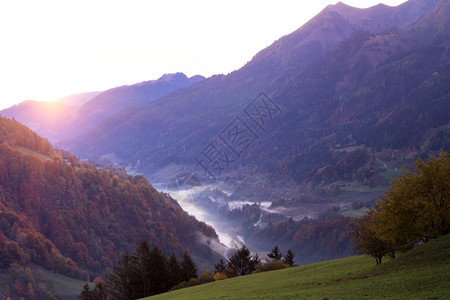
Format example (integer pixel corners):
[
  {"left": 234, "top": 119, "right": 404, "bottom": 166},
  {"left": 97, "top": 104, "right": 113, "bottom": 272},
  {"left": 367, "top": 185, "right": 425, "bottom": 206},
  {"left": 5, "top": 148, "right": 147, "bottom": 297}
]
[{"left": 0, "top": 0, "right": 407, "bottom": 110}]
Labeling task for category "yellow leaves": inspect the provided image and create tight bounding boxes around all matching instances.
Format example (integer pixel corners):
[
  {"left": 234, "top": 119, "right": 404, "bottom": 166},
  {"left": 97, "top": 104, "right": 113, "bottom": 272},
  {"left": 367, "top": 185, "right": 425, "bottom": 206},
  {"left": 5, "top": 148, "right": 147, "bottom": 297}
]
[
  {"left": 213, "top": 272, "right": 228, "bottom": 281},
  {"left": 353, "top": 152, "right": 449, "bottom": 262}
]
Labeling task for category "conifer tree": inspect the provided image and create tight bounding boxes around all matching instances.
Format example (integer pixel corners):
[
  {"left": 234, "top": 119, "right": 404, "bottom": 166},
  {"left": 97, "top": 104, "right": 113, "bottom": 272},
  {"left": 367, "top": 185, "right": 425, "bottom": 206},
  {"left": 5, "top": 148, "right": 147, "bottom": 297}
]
[
  {"left": 267, "top": 245, "right": 283, "bottom": 261},
  {"left": 107, "top": 252, "right": 141, "bottom": 300},
  {"left": 136, "top": 241, "right": 168, "bottom": 296},
  {"left": 92, "top": 279, "right": 108, "bottom": 300},
  {"left": 79, "top": 283, "right": 93, "bottom": 300},
  {"left": 283, "top": 249, "right": 295, "bottom": 267},
  {"left": 227, "top": 245, "right": 259, "bottom": 276},
  {"left": 180, "top": 252, "right": 197, "bottom": 282},
  {"left": 167, "top": 253, "right": 182, "bottom": 288},
  {"left": 214, "top": 259, "right": 227, "bottom": 274}
]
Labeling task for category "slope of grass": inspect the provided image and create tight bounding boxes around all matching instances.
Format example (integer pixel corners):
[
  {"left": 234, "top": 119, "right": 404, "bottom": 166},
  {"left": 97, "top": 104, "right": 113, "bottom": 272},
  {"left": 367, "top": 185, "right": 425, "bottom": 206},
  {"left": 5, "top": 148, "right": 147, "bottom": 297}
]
[
  {"left": 146, "top": 234, "right": 450, "bottom": 299},
  {"left": 15, "top": 146, "right": 53, "bottom": 162},
  {"left": 340, "top": 207, "right": 369, "bottom": 218},
  {"left": 31, "top": 265, "right": 91, "bottom": 299},
  {"left": 0, "top": 264, "right": 90, "bottom": 300}
]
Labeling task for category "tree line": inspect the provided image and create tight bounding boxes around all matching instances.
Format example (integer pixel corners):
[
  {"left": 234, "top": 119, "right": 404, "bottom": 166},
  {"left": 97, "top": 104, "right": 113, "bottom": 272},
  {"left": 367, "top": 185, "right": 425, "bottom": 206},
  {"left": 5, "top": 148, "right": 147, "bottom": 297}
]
[
  {"left": 350, "top": 152, "right": 449, "bottom": 264},
  {"left": 213, "top": 245, "right": 295, "bottom": 280},
  {"left": 80, "top": 241, "right": 296, "bottom": 299},
  {"left": 80, "top": 239, "right": 198, "bottom": 299}
]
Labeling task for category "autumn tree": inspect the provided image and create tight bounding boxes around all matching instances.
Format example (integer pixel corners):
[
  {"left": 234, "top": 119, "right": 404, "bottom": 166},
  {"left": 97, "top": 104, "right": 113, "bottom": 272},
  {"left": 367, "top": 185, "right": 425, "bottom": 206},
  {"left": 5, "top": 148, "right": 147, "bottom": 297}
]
[
  {"left": 351, "top": 152, "right": 449, "bottom": 263},
  {"left": 8, "top": 262, "right": 23, "bottom": 282},
  {"left": 374, "top": 152, "right": 449, "bottom": 250},
  {"left": 350, "top": 213, "right": 394, "bottom": 264}
]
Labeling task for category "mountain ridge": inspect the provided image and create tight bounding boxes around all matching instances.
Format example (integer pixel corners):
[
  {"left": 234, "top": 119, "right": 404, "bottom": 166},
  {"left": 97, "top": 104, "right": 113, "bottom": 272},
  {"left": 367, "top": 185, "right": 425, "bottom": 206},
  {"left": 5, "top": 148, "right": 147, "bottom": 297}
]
[
  {"left": 63, "top": 0, "right": 448, "bottom": 191},
  {"left": 0, "top": 73, "right": 204, "bottom": 143},
  {"left": 56, "top": 91, "right": 103, "bottom": 106}
]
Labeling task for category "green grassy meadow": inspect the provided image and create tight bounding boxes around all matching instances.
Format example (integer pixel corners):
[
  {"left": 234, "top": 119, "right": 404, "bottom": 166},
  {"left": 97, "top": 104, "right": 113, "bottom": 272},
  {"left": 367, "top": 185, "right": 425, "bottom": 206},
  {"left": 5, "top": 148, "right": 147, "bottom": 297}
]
[
  {"left": 0, "top": 264, "right": 90, "bottom": 300},
  {"left": 146, "top": 234, "right": 450, "bottom": 299},
  {"left": 15, "top": 146, "right": 53, "bottom": 162},
  {"left": 31, "top": 265, "right": 92, "bottom": 299}
]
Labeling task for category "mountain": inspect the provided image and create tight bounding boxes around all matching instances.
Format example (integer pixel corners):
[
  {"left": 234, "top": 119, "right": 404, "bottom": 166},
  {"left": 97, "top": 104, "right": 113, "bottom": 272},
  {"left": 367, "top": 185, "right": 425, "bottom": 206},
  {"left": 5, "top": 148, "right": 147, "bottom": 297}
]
[
  {"left": 0, "top": 100, "right": 79, "bottom": 143},
  {"left": 56, "top": 91, "right": 103, "bottom": 106},
  {"left": 0, "top": 73, "right": 204, "bottom": 143},
  {"left": 75, "top": 73, "right": 205, "bottom": 136},
  {"left": 64, "top": 0, "right": 449, "bottom": 192},
  {"left": 0, "top": 116, "right": 221, "bottom": 282}
]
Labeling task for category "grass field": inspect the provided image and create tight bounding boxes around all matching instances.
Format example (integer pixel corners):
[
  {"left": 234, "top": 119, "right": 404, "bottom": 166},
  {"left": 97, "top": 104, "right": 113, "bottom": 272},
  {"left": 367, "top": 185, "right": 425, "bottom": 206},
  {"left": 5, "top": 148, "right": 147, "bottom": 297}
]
[
  {"left": 32, "top": 265, "right": 91, "bottom": 299},
  {"left": 379, "top": 169, "right": 403, "bottom": 184},
  {"left": 146, "top": 234, "right": 450, "bottom": 299},
  {"left": 15, "top": 146, "right": 53, "bottom": 162},
  {"left": 340, "top": 207, "right": 369, "bottom": 218},
  {"left": 0, "top": 264, "right": 90, "bottom": 300}
]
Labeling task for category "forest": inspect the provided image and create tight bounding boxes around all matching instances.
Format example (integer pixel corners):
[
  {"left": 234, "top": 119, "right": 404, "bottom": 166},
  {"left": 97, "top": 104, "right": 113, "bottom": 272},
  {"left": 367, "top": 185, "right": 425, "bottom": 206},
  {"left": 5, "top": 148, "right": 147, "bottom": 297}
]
[{"left": 0, "top": 117, "right": 220, "bottom": 299}]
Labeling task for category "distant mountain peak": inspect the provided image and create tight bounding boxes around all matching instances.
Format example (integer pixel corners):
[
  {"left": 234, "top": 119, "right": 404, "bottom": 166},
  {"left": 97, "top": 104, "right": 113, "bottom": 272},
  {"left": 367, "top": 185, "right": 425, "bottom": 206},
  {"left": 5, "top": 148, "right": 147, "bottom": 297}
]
[
  {"left": 136, "top": 73, "right": 205, "bottom": 86},
  {"left": 323, "top": 1, "right": 357, "bottom": 13},
  {"left": 159, "top": 72, "right": 188, "bottom": 81},
  {"left": 333, "top": 1, "right": 352, "bottom": 9}
]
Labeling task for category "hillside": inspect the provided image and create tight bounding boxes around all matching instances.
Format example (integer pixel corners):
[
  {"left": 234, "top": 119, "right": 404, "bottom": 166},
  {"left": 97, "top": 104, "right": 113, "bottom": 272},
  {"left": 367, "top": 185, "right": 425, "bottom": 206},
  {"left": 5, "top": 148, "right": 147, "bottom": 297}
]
[
  {"left": 0, "top": 116, "right": 221, "bottom": 286},
  {"left": 147, "top": 234, "right": 450, "bottom": 299},
  {"left": 0, "top": 73, "right": 204, "bottom": 143},
  {"left": 62, "top": 0, "right": 449, "bottom": 193}
]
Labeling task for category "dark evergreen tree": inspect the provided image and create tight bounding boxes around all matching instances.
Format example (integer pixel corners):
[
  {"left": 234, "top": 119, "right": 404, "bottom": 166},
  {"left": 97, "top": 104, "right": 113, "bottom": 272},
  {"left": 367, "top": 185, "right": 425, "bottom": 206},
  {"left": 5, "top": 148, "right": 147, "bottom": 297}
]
[
  {"left": 79, "top": 283, "right": 93, "bottom": 300},
  {"left": 92, "top": 280, "right": 108, "bottom": 300},
  {"left": 105, "top": 240, "right": 202, "bottom": 298},
  {"left": 214, "top": 259, "right": 227, "bottom": 274},
  {"left": 136, "top": 241, "right": 168, "bottom": 296},
  {"left": 267, "top": 245, "right": 283, "bottom": 261},
  {"left": 180, "top": 252, "right": 197, "bottom": 282},
  {"left": 227, "top": 245, "right": 259, "bottom": 276},
  {"left": 283, "top": 249, "right": 295, "bottom": 267},
  {"left": 134, "top": 239, "right": 152, "bottom": 296},
  {"left": 167, "top": 253, "right": 183, "bottom": 288},
  {"left": 107, "top": 252, "right": 141, "bottom": 300}
]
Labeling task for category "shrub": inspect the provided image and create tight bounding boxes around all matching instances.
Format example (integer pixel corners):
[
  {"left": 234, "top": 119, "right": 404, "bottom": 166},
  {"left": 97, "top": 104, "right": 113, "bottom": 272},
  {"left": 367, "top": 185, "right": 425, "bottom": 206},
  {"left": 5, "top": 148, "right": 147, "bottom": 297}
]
[{"left": 253, "top": 260, "right": 289, "bottom": 273}]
